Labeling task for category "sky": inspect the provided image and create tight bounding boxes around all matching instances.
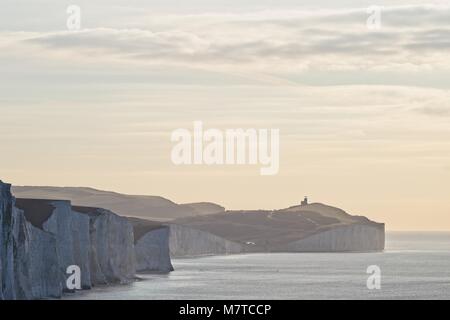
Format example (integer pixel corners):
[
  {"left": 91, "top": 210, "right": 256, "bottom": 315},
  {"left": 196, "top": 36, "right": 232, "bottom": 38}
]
[{"left": 1, "top": 0, "right": 450, "bottom": 230}]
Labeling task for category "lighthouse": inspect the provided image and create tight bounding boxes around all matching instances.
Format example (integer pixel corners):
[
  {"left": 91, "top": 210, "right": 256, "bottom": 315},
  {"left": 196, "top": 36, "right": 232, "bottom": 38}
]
[{"left": 301, "top": 196, "right": 308, "bottom": 206}]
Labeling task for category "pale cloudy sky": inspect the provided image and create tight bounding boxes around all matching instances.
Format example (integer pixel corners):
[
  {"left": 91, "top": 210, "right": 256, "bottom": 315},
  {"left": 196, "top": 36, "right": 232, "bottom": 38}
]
[{"left": 1, "top": 1, "right": 450, "bottom": 230}]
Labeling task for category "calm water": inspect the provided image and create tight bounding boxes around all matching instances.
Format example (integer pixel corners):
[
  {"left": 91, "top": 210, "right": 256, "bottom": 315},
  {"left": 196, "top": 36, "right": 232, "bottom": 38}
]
[{"left": 66, "top": 232, "right": 450, "bottom": 300}]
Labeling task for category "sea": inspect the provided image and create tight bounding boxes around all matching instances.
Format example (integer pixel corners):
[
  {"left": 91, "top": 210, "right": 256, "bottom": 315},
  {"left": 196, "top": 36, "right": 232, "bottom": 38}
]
[{"left": 66, "top": 232, "right": 450, "bottom": 300}]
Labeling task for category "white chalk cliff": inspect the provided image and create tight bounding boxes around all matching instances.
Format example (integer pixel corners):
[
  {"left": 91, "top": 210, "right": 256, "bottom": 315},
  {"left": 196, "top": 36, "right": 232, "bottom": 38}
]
[
  {"left": 1, "top": 181, "right": 62, "bottom": 299},
  {"left": 169, "top": 224, "right": 243, "bottom": 257},
  {"left": 71, "top": 206, "right": 136, "bottom": 285},
  {"left": 134, "top": 229, "right": 173, "bottom": 273},
  {"left": 285, "top": 224, "right": 385, "bottom": 252},
  {"left": 1, "top": 180, "right": 174, "bottom": 300},
  {"left": 15, "top": 199, "right": 92, "bottom": 291}
]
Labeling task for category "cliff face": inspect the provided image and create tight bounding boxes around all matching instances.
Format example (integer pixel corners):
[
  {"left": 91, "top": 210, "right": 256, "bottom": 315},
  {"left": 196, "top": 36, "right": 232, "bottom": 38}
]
[
  {"left": 15, "top": 199, "right": 91, "bottom": 293},
  {"left": 1, "top": 182, "right": 145, "bottom": 300},
  {"left": 1, "top": 182, "right": 61, "bottom": 300},
  {"left": 134, "top": 227, "right": 174, "bottom": 273},
  {"left": 169, "top": 224, "right": 243, "bottom": 257},
  {"left": 16, "top": 199, "right": 92, "bottom": 291},
  {"left": 72, "top": 206, "right": 136, "bottom": 285},
  {"left": 0, "top": 182, "right": 36, "bottom": 300},
  {"left": 27, "top": 224, "right": 61, "bottom": 298},
  {"left": 2, "top": 180, "right": 180, "bottom": 299},
  {"left": 70, "top": 211, "right": 91, "bottom": 289},
  {"left": 285, "top": 224, "right": 385, "bottom": 252},
  {"left": 129, "top": 217, "right": 173, "bottom": 273},
  {"left": 0, "top": 181, "right": 14, "bottom": 299},
  {"left": 7, "top": 206, "right": 33, "bottom": 300}
]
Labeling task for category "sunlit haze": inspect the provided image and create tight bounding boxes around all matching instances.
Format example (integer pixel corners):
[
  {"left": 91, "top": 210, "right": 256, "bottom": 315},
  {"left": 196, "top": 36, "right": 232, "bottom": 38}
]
[{"left": 1, "top": 0, "right": 450, "bottom": 231}]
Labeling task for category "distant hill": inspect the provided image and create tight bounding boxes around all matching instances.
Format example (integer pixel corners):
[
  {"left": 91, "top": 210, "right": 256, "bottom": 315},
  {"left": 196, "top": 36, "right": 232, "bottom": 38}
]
[
  {"left": 12, "top": 186, "right": 225, "bottom": 221},
  {"left": 172, "top": 203, "right": 384, "bottom": 250},
  {"left": 179, "top": 202, "right": 225, "bottom": 215},
  {"left": 282, "top": 203, "right": 359, "bottom": 223}
]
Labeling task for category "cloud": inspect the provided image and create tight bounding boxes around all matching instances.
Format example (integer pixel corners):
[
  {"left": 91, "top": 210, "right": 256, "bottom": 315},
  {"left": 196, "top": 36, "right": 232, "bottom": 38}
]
[
  {"left": 415, "top": 104, "right": 450, "bottom": 117},
  {"left": 2, "top": 5, "right": 450, "bottom": 73}
]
